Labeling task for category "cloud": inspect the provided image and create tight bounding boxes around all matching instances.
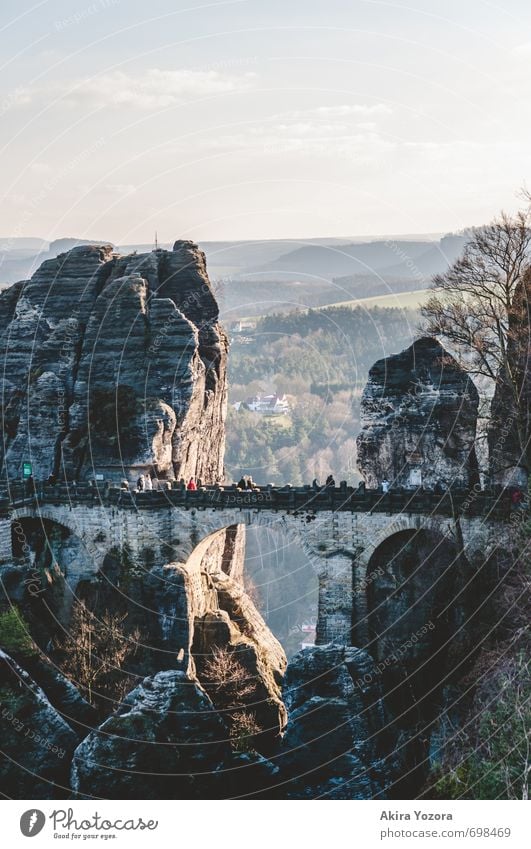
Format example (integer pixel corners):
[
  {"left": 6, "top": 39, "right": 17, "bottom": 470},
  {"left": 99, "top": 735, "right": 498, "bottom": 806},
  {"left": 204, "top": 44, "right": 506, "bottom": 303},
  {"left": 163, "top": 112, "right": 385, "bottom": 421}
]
[
  {"left": 307, "top": 104, "right": 393, "bottom": 117},
  {"left": 197, "top": 123, "right": 393, "bottom": 162},
  {"left": 0, "top": 87, "right": 33, "bottom": 116},
  {"left": 511, "top": 41, "right": 531, "bottom": 58},
  {"left": 191, "top": 101, "right": 393, "bottom": 156},
  {"left": 28, "top": 162, "right": 52, "bottom": 175},
  {"left": 12, "top": 68, "right": 255, "bottom": 111},
  {"left": 105, "top": 183, "right": 137, "bottom": 196}
]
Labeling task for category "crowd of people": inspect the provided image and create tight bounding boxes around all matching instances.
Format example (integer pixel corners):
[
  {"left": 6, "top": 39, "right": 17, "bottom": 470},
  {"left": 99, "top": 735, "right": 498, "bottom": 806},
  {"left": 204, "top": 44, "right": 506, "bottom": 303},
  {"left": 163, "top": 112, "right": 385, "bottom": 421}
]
[
  {"left": 133, "top": 474, "right": 201, "bottom": 492},
  {"left": 19, "top": 470, "right": 529, "bottom": 512}
]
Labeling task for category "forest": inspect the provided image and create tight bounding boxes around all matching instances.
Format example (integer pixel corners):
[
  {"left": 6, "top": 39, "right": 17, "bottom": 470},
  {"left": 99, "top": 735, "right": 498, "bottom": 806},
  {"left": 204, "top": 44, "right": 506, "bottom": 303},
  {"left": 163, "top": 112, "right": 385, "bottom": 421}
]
[{"left": 225, "top": 304, "right": 418, "bottom": 485}]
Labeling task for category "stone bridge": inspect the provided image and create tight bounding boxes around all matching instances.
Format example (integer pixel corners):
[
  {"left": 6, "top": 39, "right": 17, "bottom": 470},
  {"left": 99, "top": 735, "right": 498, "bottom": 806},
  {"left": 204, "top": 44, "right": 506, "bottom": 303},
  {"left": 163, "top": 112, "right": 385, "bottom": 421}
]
[
  {"left": 0, "top": 485, "right": 507, "bottom": 644},
  {"left": 0, "top": 483, "right": 504, "bottom": 644}
]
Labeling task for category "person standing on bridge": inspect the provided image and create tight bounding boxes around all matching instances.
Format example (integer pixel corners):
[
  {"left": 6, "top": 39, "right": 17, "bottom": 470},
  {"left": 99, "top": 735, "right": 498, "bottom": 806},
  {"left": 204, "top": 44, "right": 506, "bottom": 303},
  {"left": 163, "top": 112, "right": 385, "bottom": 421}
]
[
  {"left": 136, "top": 474, "right": 145, "bottom": 492},
  {"left": 511, "top": 486, "right": 525, "bottom": 511},
  {"left": 144, "top": 474, "right": 153, "bottom": 492},
  {"left": 187, "top": 477, "right": 197, "bottom": 491},
  {"left": 25, "top": 474, "right": 35, "bottom": 497}
]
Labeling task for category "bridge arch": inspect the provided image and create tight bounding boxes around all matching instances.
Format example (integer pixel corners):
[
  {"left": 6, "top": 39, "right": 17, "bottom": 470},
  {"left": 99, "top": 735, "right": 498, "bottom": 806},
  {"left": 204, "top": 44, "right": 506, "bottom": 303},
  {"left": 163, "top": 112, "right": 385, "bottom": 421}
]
[
  {"left": 353, "top": 523, "right": 473, "bottom": 796},
  {"left": 357, "top": 514, "right": 456, "bottom": 570},
  {"left": 10, "top": 505, "right": 109, "bottom": 572},
  {"left": 7, "top": 508, "right": 102, "bottom": 629},
  {"left": 177, "top": 508, "right": 357, "bottom": 645}
]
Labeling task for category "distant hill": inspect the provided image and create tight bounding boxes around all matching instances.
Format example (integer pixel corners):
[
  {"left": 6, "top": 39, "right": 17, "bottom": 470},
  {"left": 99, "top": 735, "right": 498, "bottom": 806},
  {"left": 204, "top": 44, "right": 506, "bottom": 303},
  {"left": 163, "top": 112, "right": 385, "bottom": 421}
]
[
  {"left": 199, "top": 238, "right": 350, "bottom": 277},
  {"left": 0, "top": 238, "right": 113, "bottom": 285},
  {"left": 246, "top": 234, "right": 467, "bottom": 282},
  {"left": 0, "top": 234, "right": 466, "bottom": 317},
  {"left": 250, "top": 240, "right": 432, "bottom": 279},
  {"left": 0, "top": 237, "right": 47, "bottom": 251},
  {"left": 371, "top": 234, "right": 467, "bottom": 280}
]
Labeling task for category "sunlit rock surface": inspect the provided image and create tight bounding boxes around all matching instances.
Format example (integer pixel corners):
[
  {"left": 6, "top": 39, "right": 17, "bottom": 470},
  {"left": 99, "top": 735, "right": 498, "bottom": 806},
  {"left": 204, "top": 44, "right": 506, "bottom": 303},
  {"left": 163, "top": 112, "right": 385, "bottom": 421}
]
[
  {"left": 0, "top": 241, "right": 227, "bottom": 484},
  {"left": 357, "top": 336, "right": 479, "bottom": 489}
]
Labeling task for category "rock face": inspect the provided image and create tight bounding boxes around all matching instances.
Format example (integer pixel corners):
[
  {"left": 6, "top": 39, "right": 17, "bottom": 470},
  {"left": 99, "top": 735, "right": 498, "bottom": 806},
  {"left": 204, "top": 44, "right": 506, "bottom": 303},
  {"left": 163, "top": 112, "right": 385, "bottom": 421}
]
[
  {"left": 55, "top": 521, "right": 287, "bottom": 738},
  {"left": 0, "top": 241, "right": 227, "bottom": 484},
  {"left": 144, "top": 525, "right": 287, "bottom": 738},
  {"left": 276, "top": 645, "right": 399, "bottom": 799},
  {"left": 0, "top": 649, "right": 79, "bottom": 798},
  {"left": 70, "top": 647, "right": 397, "bottom": 800},
  {"left": 357, "top": 336, "right": 479, "bottom": 489},
  {"left": 71, "top": 668, "right": 278, "bottom": 800}
]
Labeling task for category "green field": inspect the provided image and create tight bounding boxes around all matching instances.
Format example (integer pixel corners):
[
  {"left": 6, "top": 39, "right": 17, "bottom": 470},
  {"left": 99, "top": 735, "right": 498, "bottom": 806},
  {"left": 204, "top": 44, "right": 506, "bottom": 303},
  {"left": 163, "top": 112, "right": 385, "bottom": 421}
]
[
  {"left": 316, "top": 288, "right": 430, "bottom": 311},
  {"left": 234, "top": 288, "right": 429, "bottom": 324}
]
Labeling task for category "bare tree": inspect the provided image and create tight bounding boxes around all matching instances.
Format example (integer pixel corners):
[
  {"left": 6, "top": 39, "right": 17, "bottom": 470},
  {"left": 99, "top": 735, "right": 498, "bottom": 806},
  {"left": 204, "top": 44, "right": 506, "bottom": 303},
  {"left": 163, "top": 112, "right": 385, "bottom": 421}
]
[
  {"left": 202, "top": 645, "right": 257, "bottom": 706},
  {"left": 56, "top": 601, "right": 141, "bottom": 709},
  {"left": 229, "top": 710, "right": 262, "bottom": 753},
  {"left": 201, "top": 645, "right": 263, "bottom": 750},
  {"left": 421, "top": 207, "right": 531, "bottom": 468}
]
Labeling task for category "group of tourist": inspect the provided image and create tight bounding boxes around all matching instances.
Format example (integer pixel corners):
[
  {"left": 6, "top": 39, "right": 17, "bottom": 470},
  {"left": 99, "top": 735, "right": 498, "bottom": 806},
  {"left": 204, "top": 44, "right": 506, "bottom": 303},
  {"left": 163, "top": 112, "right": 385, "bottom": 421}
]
[
  {"left": 311, "top": 475, "right": 336, "bottom": 490},
  {"left": 237, "top": 474, "right": 259, "bottom": 491},
  {"left": 121, "top": 475, "right": 194, "bottom": 492},
  {"left": 136, "top": 473, "right": 153, "bottom": 492}
]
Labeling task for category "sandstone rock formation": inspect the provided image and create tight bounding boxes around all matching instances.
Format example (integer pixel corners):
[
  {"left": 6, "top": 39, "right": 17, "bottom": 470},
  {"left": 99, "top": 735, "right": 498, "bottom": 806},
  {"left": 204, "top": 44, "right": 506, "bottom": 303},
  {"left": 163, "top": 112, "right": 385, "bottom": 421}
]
[
  {"left": 357, "top": 337, "right": 479, "bottom": 489},
  {"left": 19, "top": 517, "right": 287, "bottom": 739},
  {"left": 69, "top": 646, "right": 399, "bottom": 800},
  {"left": 144, "top": 525, "right": 287, "bottom": 738},
  {"left": 0, "top": 649, "right": 79, "bottom": 798},
  {"left": 0, "top": 241, "right": 227, "bottom": 484},
  {"left": 277, "top": 644, "right": 398, "bottom": 799},
  {"left": 71, "top": 668, "right": 279, "bottom": 800}
]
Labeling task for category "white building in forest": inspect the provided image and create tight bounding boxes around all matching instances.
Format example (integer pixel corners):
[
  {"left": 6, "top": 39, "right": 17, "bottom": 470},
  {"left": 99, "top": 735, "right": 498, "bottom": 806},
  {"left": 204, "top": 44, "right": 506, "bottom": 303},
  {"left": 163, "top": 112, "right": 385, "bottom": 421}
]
[{"left": 245, "top": 393, "right": 291, "bottom": 416}]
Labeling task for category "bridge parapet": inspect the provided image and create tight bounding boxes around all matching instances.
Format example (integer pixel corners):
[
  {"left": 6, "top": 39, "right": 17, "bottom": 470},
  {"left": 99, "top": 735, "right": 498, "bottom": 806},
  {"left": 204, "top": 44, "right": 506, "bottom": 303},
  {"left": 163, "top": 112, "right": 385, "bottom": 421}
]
[{"left": 0, "top": 481, "right": 513, "bottom": 521}]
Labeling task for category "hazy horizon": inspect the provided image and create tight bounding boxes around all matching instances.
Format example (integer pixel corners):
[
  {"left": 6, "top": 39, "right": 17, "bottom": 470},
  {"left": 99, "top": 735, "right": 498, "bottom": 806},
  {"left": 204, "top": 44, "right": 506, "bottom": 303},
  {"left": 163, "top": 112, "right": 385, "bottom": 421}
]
[{"left": 1, "top": 230, "right": 448, "bottom": 245}]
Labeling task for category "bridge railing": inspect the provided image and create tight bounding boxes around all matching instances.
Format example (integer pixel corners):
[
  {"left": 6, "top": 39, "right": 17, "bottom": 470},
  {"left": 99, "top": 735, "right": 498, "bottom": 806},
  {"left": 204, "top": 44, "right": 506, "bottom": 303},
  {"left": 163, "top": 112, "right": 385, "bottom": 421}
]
[{"left": 0, "top": 480, "right": 514, "bottom": 520}]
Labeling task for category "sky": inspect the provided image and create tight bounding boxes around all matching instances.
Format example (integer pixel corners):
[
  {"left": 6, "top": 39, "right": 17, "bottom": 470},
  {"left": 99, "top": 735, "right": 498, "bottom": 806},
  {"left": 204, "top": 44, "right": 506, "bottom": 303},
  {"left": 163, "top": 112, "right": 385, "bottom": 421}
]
[{"left": 1, "top": 0, "right": 531, "bottom": 243}]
